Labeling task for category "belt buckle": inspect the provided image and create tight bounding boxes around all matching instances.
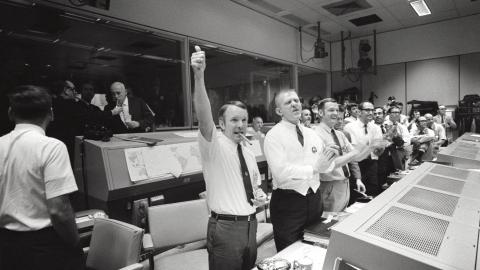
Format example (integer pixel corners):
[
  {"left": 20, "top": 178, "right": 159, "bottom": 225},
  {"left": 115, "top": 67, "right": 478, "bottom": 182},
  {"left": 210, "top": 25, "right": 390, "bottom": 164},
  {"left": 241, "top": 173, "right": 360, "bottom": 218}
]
[{"left": 247, "top": 215, "right": 251, "bottom": 222}]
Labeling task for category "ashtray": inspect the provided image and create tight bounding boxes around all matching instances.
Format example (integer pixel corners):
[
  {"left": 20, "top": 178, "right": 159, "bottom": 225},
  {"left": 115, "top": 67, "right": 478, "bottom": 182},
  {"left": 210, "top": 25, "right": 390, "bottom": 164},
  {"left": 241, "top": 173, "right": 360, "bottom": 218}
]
[{"left": 257, "top": 258, "right": 291, "bottom": 270}]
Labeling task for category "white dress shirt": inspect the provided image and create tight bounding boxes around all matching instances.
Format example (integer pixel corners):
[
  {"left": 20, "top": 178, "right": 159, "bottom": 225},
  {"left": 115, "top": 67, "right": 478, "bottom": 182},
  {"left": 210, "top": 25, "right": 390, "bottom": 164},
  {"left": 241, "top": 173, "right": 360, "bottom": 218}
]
[
  {"left": 344, "top": 119, "right": 383, "bottom": 160},
  {"left": 198, "top": 126, "right": 259, "bottom": 216},
  {"left": 384, "top": 121, "right": 412, "bottom": 146},
  {"left": 0, "top": 124, "right": 78, "bottom": 231},
  {"left": 119, "top": 96, "right": 131, "bottom": 123},
  {"left": 264, "top": 120, "right": 333, "bottom": 196}
]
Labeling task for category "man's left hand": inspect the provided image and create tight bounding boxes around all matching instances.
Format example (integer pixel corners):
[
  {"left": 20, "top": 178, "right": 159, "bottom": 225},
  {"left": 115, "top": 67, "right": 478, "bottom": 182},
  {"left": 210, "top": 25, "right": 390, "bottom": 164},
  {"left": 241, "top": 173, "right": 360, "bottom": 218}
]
[{"left": 125, "top": 121, "right": 140, "bottom": 129}]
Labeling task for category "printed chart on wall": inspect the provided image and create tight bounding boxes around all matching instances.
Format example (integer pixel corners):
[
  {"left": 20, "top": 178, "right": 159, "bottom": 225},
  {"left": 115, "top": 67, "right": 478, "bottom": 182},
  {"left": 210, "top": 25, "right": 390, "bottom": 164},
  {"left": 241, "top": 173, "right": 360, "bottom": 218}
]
[{"left": 124, "top": 142, "right": 202, "bottom": 182}]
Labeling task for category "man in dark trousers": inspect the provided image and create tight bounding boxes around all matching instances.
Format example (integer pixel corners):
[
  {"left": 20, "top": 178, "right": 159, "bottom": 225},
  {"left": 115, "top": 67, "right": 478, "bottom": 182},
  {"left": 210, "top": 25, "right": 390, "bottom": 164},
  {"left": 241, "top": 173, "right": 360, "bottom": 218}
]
[
  {"left": 0, "top": 85, "right": 82, "bottom": 270},
  {"left": 263, "top": 89, "right": 338, "bottom": 251},
  {"left": 104, "top": 81, "right": 154, "bottom": 133},
  {"left": 192, "top": 46, "right": 267, "bottom": 270}
]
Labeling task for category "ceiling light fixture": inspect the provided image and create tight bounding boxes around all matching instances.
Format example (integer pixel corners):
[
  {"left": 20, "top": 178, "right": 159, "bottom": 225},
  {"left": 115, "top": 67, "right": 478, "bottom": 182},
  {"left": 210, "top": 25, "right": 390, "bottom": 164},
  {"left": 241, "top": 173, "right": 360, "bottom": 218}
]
[{"left": 409, "top": 0, "right": 431, "bottom": 16}]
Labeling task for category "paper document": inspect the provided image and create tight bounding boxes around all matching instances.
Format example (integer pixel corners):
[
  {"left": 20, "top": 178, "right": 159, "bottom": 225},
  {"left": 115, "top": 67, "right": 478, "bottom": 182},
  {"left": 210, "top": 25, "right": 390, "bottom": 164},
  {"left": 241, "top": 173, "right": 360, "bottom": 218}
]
[
  {"left": 470, "top": 134, "right": 480, "bottom": 138},
  {"left": 124, "top": 142, "right": 202, "bottom": 182},
  {"left": 173, "top": 131, "right": 199, "bottom": 138}
]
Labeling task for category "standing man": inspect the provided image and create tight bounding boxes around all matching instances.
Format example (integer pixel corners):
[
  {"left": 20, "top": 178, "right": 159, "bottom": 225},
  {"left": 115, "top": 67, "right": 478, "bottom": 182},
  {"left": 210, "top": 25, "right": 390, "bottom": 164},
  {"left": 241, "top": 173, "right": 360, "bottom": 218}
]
[
  {"left": 251, "top": 116, "right": 265, "bottom": 140},
  {"left": 263, "top": 89, "right": 337, "bottom": 251},
  {"left": 344, "top": 102, "right": 385, "bottom": 196},
  {"left": 0, "top": 85, "right": 82, "bottom": 270},
  {"left": 191, "top": 46, "right": 266, "bottom": 270},
  {"left": 104, "top": 82, "right": 154, "bottom": 133},
  {"left": 314, "top": 98, "right": 369, "bottom": 212},
  {"left": 434, "top": 105, "right": 456, "bottom": 145},
  {"left": 344, "top": 103, "right": 359, "bottom": 125},
  {"left": 300, "top": 108, "right": 313, "bottom": 128},
  {"left": 425, "top": 113, "right": 446, "bottom": 157}
]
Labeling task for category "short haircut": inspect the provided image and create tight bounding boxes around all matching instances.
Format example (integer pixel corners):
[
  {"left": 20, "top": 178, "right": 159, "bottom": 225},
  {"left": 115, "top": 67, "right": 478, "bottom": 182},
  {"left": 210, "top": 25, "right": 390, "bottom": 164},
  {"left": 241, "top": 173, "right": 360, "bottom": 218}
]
[
  {"left": 318, "top": 98, "right": 337, "bottom": 111},
  {"left": 346, "top": 103, "right": 358, "bottom": 112},
  {"left": 9, "top": 85, "right": 52, "bottom": 121},
  {"left": 218, "top": 100, "right": 247, "bottom": 120},
  {"left": 338, "top": 104, "right": 345, "bottom": 113},
  {"left": 374, "top": 106, "right": 384, "bottom": 114},
  {"left": 111, "top": 81, "right": 126, "bottom": 90},
  {"left": 387, "top": 105, "right": 400, "bottom": 114},
  {"left": 274, "top": 89, "right": 297, "bottom": 108},
  {"left": 413, "top": 109, "right": 420, "bottom": 113},
  {"left": 358, "top": 101, "right": 373, "bottom": 110}
]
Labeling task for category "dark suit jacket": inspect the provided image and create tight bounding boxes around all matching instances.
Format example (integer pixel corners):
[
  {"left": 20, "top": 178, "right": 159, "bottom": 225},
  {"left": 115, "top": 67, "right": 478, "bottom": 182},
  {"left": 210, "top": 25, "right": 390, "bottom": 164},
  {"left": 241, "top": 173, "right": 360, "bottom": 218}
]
[{"left": 104, "top": 96, "right": 154, "bottom": 134}]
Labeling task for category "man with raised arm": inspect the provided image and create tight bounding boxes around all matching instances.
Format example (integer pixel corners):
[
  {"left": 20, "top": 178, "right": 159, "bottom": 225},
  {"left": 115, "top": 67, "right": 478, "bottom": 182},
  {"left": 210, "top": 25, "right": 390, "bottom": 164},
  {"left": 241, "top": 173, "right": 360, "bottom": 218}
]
[
  {"left": 191, "top": 46, "right": 266, "bottom": 270},
  {"left": 263, "top": 89, "right": 339, "bottom": 251},
  {"left": 0, "top": 85, "right": 82, "bottom": 270}
]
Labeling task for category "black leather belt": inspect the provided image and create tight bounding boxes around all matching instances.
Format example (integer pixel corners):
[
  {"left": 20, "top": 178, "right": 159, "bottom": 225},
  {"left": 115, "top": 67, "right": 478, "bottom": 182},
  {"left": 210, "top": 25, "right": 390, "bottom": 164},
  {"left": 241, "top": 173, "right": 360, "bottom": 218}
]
[{"left": 211, "top": 211, "right": 256, "bottom": 221}]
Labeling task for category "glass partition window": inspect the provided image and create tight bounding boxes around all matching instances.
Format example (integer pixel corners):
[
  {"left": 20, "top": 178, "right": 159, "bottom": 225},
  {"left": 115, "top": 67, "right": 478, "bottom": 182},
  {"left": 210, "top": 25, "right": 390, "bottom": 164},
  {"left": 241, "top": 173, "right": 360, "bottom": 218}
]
[
  {"left": 190, "top": 44, "right": 293, "bottom": 124},
  {"left": 0, "top": 2, "right": 186, "bottom": 133},
  {"left": 298, "top": 67, "right": 328, "bottom": 108}
]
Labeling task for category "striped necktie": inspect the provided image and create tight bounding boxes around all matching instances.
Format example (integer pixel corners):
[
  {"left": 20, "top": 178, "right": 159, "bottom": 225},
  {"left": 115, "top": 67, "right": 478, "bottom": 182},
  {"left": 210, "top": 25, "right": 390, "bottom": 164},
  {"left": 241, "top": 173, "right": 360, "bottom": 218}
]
[{"left": 296, "top": 125, "right": 304, "bottom": 147}]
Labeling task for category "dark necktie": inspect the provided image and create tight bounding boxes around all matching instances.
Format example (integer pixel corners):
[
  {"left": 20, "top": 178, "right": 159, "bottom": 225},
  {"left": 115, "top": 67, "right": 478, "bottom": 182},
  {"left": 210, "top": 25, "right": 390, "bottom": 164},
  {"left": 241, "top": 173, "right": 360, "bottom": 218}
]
[
  {"left": 237, "top": 144, "right": 254, "bottom": 206},
  {"left": 381, "top": 124, "right": 386, "bottom": 134},
  {"left": 364, "top": 123, "right": 368, "bottom": 134},
  {"left": 331, "top": 129, "right": 350, "bottom": 178},
  {"left": 296, "top": 125, "right": 304, "bottom": 147}
]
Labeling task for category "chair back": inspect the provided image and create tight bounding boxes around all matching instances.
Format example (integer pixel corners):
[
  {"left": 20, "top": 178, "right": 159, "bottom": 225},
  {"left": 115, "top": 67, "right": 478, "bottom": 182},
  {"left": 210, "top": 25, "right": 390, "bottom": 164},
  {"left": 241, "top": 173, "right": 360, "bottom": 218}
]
[
  {"left": 86, "top": 218, "right": 143, "bottom": 270},
  {"left": 148, "top": 199, "right": 209, "bottom": 249}
]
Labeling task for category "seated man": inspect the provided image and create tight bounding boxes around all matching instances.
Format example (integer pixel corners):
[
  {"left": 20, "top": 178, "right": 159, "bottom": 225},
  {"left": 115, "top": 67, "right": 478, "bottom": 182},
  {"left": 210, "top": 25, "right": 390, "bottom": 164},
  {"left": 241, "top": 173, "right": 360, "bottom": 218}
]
[
  {"left": 433, "top": 105, "right": 456, "bottom": 145},
  {"left": 104, "top": 82, "right": 154, "bottom": 133},
  {"left": 410, "top": 116, "right": 435, "bottom": 166}
]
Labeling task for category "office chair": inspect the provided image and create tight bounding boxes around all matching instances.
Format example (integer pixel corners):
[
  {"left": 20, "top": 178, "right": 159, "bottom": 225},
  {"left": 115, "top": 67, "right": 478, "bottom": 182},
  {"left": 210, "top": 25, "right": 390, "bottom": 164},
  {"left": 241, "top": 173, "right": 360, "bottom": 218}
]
[
  {"left": 85, "top": 218, "right": 144, "bottom": 270},
  {"left": 145, "top": 199, "right": 209, "bottom": 270}
]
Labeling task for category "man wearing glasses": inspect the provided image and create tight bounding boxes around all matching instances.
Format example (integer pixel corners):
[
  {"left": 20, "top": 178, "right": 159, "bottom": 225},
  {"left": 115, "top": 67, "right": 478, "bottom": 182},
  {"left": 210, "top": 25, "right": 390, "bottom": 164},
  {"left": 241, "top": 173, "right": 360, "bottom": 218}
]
[{"left": 344, "top": 102, "right": 385, "bottom": 196}]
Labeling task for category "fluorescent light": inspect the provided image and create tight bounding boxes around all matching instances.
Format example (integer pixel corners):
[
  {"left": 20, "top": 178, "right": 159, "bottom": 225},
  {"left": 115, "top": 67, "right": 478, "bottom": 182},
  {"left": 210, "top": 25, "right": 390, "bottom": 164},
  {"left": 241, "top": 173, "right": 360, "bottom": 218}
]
[{"left": 409, "top": 0, "right": 431, "bottom": 16}]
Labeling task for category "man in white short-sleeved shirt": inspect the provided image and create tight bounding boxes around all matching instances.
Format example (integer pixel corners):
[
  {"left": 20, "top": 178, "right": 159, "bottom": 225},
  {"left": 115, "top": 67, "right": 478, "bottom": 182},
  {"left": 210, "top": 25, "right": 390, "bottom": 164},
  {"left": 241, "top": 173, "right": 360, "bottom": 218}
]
[
  {"left": 0, "top": 85, "right": 82, "bottom": 270},
  {"left": 192, "top": 46, "right": 266, "bottom": 270}
]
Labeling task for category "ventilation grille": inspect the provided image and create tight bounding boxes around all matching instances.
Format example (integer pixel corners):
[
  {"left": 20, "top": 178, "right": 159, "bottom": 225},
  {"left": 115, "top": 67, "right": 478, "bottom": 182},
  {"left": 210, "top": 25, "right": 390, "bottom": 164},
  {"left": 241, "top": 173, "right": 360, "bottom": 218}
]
[
  {"left": 451, "top": 148, "right": 478, "bottom": 159},
  {"left": 417, "top": 174, "right": 465, "bottom": 194},
  {"left": 366, "top": 207, "right": 449, "bottom": 256},
  {"left": 398, "top": 187, "right": 459, "bottom": 216},
  {"left": 430, "top": 166, "right": 470, "bottom": 180},
  {"left": 349, "top": 14, "right": 382, "bottom": 26},
  {"left": 323, "top": 0, "right": 371, "bottom": 16}
]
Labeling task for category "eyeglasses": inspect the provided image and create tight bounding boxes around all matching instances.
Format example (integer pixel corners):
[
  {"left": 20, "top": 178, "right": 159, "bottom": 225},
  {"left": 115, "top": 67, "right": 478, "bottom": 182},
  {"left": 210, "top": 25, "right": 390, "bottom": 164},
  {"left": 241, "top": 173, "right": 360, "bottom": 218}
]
[{"left": 390, "top": 111, "right": 400, "bottom": 114}]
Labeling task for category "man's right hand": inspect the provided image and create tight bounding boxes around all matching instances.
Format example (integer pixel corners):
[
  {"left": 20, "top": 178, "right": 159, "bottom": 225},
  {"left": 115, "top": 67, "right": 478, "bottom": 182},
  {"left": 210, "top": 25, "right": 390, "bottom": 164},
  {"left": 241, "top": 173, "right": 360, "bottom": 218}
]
[
  {"left": 315, "top": 145, "right": 337, "bottom": 173},
  {"left": 191, "top": 46, "right": 206, "bottom": 77},
  {"left": 111, "top": 106, "right": 123, "bottom": 116}
]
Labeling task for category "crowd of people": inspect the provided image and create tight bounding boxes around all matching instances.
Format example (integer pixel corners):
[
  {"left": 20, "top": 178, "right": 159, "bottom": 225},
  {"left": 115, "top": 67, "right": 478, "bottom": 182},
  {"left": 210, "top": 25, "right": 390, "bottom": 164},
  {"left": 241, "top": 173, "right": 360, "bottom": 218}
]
[{"left": 0, "top": 46, "right": 458, "bottom": 270}]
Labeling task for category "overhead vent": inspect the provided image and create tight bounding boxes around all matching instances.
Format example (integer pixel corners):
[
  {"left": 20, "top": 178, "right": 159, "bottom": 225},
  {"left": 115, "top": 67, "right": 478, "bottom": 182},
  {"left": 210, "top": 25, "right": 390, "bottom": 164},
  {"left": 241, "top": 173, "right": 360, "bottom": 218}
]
[
  {"left": 247, "top": 0, "right": 283, "bottom": 14},
  {"left": 323, "top": 0, "right": 371, "bottom": 16},
  {"left": 350, "top": 14, "right": 382, "bottom": 26},
  {"left": 281, "top": 13, "right": 310, "bottom": 26},
  {"left": 306, "top": 25, "right": 331, "bottom": 36},
  {"left": 92, "top": 55, "right": 117, "bottom": 61},
  {"left": 129, "top": 41, "right": 160, "bottom": 50}
]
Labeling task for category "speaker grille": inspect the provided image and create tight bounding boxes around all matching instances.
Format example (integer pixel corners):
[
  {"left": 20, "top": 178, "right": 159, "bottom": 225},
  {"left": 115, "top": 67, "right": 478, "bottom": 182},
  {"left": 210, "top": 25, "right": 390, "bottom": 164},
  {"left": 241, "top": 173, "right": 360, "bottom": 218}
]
[
  {"left": 430, "top": 166, "right": 470, "bottom": 179},
  {"left": 398, "top": 187, "right": 459, "bottom": 216},
  {"left": 417, "top": 174, "right": 464, "bottom": 194},
  {"left": 366, "top": 207, "right": 449, "bottom": 256}
]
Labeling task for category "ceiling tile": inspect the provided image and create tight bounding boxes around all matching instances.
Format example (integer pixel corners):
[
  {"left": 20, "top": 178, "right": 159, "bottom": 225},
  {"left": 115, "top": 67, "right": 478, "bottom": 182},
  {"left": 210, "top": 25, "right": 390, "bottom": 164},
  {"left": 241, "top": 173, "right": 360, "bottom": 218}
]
[{"left": 399, "top": 9, "right": 459, "bottom": 26}]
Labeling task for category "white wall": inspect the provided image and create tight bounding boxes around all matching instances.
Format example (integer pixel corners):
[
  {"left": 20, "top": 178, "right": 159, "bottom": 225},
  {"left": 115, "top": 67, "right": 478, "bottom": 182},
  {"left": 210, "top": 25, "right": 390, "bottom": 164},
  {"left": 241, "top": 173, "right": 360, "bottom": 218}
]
[
  {"left": 331, "top": 14, "right": 480, "bottom": 71},
  {"left": 43, "top": 0, "right": 329, "bottom": 70},
  {"left": 362, "top": 63, "right": 405, "bottom": 110}
]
